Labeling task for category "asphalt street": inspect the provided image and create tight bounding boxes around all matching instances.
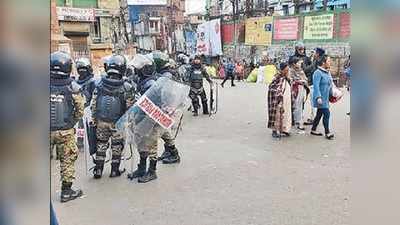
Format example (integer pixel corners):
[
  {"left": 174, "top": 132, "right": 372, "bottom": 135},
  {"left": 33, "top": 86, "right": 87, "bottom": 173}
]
[{"left": 52, "top": 80, "right": 350, "bottom": 225}]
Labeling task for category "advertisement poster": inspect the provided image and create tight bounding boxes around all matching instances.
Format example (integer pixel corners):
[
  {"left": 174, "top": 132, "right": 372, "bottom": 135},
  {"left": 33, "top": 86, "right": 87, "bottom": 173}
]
[
  {"left": 303, "top": 14, "right": 335, "bottom": 40},
  {"left": 273, "top": 17, "right": 299, "bottom": 40},
  {"left": 245, "top": 16, "right": 273, "bottom": 46},
  {"left": 196, "top": 19, "right": 222, "bottom": 56}
]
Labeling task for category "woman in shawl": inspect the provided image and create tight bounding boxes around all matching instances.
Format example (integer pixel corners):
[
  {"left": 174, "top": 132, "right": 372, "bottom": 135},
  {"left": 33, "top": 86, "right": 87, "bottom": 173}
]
[
  {"left": 267, "top": 62, "right": 292, "bottom": 138},
  {"left": 289, "top": 57, "right": 310, "bottom": 132}
]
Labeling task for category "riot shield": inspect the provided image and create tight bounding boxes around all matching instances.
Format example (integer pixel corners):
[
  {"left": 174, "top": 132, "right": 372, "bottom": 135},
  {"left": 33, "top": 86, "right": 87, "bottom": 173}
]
[
  {"left": 116, "top": 77, "right": 190, "bottom": 173},
  {"left": 209, "top": 83, "right": 218, "bottom": 116}
]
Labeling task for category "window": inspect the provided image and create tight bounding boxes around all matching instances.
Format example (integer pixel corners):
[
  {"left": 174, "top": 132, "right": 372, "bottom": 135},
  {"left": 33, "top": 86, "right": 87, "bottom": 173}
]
[
  {"left": 282, "top": 5, "right": 289, "bottom": 16},
  {"left": 90, "top": 17, "right": 101, "bottom": 42},
  {"left": 269, "top": 7, "right": 274, "bottom": 14},
  {"left": 150, "top": 21, "right": 154, "bottom": 28}
]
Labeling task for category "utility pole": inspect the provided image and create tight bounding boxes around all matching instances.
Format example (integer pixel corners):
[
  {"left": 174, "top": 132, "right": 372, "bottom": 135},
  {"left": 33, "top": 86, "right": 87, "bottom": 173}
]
[
  {"left": 230, "top": 0, "right": 239, "bottom": 59},
  {"left": 293, "top": 0, "right": 300, "bottom": 14}
]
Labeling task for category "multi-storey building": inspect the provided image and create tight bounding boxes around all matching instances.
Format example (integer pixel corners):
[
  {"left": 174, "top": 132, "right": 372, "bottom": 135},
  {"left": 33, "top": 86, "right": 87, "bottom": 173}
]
[
  {"left": 54, "top": 0, "right": 130, "bottom": 58},
  {"left": 127, "top": 0, "right": 185, "bottom": 53}
]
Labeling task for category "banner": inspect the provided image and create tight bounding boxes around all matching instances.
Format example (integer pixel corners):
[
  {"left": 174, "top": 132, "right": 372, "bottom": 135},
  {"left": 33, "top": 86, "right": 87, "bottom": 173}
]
[
  {"left": 196, "top": 19, "right": 222, "bottom": 56},
  {"left": 245, "top": 17, "right": 273, "bottom": 46},
  {"left": 196, "top": 22, "right": 210, "bottom": 55},
  {"left": 273, "top": 17, "right": 299, "bottom": 40},
  {"left": 339, "top": 13, "right": 351, "bottom": 39},
  {"left": 221, "top": 23, "right": 234, "bottom": 44},
  {"left": 208, "top": 19, "right": 223, "bottom": 56},
  {"left": 303, "top": 14, "right": 335, "bottom": 40},
  {"left": 185, "top": 31, "right": 197, "bottom": 56},
  {"left": 137, "top": 96, "right": 174, "bottom": 129},
  {"left": 56, "top": 7, "right": 96, "bottom": 22}
]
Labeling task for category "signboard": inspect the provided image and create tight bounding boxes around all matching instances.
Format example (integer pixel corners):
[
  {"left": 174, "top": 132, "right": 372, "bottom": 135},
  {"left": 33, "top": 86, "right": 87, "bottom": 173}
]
[
  {"left": 273, "top": 17, "right": 299, "bottom": 40},
  {"left": 184, "top": 31, "right": 197, "bottom": 56},
  {"left": 137, "top": 96, "right": 174, "bottom": 129},
  {"left": 245, "top": 17, "right": 273, "bottom": 46},
  {"left": 303, "top": 14, "right": 334, "bottom": 40},
  {"left": 127, "top": 0, "right": 167, "bottom": 5},
  {"left": 196, "top": 19, "right": 222, "bottom": 56},
  {"left": 339, "top": 13, "right": 351, "bottom": 39},
  {"left": 221, "top": 23, "right": 234, "bottom": 44},
  {"left": 57, "top": 7, "right": 96, "bottom": 22}
]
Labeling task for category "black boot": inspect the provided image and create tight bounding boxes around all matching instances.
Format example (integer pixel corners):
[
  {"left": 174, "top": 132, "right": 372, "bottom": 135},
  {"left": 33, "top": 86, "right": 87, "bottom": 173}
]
[
  {"left": 202, "top": 103, "right": 209, "bottom": 115},
  {"left": 127, "top": 156, "right": 147, "bottom": 180},
  {"left": 93, "top": 161, "right": 103, "bottom": 179},
  {"left": 110, "top": 162, "right": 126, "bottom": 178},
  {"left": 162, "top": 146, "right": 181, "bottom": 164},
  {"left": 193, "top": 109, "right": 199, "bottom": 116},
  {"left": 138, "top": 160, "right": 157, "bottom": 183},
  {"left": 60, "top": 182, "right": 83, "bottom": 203},
  {"left": 158, "top": 144, "right": 172, "bottom": 161}
]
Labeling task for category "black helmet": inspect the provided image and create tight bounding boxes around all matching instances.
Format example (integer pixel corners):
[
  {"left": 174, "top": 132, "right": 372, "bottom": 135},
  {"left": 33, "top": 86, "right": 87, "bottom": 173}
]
[
  {"left": 76, "top": 58, "right": 93, "bottom": 76},
  {"left": 105, "top": 54, "right": 127, "bottom": 79},
  {"left": 50, "top": 51, "right": 72, "bottom": 78}
]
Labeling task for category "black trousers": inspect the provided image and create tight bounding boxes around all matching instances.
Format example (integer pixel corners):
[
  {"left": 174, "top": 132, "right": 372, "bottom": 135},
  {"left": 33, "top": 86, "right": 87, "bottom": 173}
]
[
  {"left": 311, "top": 108, "right": 331, "bottom": 134},
  {"left": 221, "top": 73, "right": 235, "bottom": 86},
  {"left": 189, "top": 88, "right": 208, "bottom": 114}
]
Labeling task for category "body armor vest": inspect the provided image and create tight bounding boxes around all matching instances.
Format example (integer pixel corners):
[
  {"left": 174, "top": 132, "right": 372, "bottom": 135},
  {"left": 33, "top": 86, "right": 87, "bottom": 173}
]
[
  {"left": 96, "top": 78, "right": 126, "bottom": 123},
  {"left": 50, "top": 79, "right": 75, "bottom": 131}
]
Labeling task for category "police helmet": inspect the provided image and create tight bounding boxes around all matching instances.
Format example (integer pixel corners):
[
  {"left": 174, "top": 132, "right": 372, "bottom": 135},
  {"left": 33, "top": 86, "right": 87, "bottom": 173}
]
[
  {"left": 105, "top": 54, "right": 127, "bottom": 79},
  {"left": 76, "top": 58, "right": 93, "bottom": 74},
  {"left": 130, "top": 54, "right": 155, "bottom": 77},
  {"left": 50, "top": 51, "right": 73, "bottom": 78}
]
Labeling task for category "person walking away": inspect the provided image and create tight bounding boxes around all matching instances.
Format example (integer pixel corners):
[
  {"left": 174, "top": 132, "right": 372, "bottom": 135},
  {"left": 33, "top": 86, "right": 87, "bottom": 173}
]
[
  {"left": 221, "top": 58, "right": 236, "bottom": 87},
  {"left": 310, "top": 55, "right": 335, "bottom": 140},
  {"left": 267, "top": 63, "right": 293, "bottom": 138},
  {"left": 50, "top": 51, "right": 84, "bottom": 202},
  {"left": 289, "top": 57, "right": 309, "bottom": 132}
]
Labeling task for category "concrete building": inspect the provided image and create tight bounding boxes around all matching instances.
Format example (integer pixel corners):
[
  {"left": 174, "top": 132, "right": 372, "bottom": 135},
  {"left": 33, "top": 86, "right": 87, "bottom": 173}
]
[
  {"left": 54, "top": 0, "right": 127, "bottom": 57},
  {"left": 127, "top": 0, "right": 186, "bottom": 53},
  {"left": 314, "top": 0, "right": 350, "bottom": 10},
  {"left": 53, "top": 0, "right": 134, "bottom": 74}
]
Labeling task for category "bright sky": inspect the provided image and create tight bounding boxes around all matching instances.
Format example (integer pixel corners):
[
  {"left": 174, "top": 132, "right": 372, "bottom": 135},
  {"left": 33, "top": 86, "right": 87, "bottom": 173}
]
[{"left": 185, "top": 0, "right": 206, "bottom": 15}]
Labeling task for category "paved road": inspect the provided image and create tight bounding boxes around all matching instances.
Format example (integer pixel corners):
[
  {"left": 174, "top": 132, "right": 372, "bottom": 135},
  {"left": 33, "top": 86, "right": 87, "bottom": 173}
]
[{"left": 52, "top": 81, "right": 350, "bottom": 225}]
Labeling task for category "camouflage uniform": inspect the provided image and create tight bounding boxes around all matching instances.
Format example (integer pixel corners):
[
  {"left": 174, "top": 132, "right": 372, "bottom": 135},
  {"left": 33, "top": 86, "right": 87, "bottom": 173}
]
[
  {"left": 50, "top": 93, "right": 84, "bottom": 183},
  {"left": 90, "top": 85, "right": 134, "bottom": 171}
]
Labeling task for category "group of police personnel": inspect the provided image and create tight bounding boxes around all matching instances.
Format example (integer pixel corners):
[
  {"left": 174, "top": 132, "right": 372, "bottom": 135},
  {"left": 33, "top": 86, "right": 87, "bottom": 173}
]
[{"left": 50, "top": 51, "right": 214, "bottom": 203}]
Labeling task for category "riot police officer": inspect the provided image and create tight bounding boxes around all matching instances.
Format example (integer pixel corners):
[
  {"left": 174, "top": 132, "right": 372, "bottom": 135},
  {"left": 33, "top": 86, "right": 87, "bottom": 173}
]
[
  {"left": 188, "top": 55, "right": 213, "bottom": 116},
  {"left": 150, "top": 52, "right": 182, "bottom": 164},
  {"left": 90, "top": 54, "right": 134, "bottom": 179},
  {"left": 127, "top": 54, "right": 160, "bottom": 183},
  {"left": 50, "top": 51, "right": 84, "bottom": 203},
  {"left": 75, "top": 58, "right": 96, "bottom": 150},
  {"left": 75, "top": 58, "right": 96, "bottom": 106}
]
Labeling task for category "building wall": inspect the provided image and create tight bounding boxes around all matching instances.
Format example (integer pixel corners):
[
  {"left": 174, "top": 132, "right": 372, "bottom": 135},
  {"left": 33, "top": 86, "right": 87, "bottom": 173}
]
[{"left": 99, "top": 0, "right": 120, "bottom": 9}]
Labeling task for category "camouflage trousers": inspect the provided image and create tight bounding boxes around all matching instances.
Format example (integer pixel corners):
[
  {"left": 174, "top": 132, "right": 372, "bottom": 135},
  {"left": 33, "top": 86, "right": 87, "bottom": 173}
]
[
  {"left": 135, "top": 128, "right": 160, "bottom": 161},
  {"left": 161, "top": 130, "right": 175, "bottom": 147},
  {"left": 95, "top": 120, "right": 124, "bottom": 165},
  {"left": 50, "top": 128, "right": 78, "bottom": 183}
]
